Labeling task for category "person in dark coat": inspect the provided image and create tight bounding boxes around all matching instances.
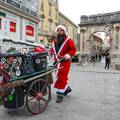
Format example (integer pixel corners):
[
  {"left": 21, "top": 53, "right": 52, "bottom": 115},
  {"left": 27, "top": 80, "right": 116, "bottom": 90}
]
[
  {"left": 104, "top": 54, "right": 111, "bottom": 69},
  {"left": 99, "top": 54, "right": 101, "bottom": 62}
]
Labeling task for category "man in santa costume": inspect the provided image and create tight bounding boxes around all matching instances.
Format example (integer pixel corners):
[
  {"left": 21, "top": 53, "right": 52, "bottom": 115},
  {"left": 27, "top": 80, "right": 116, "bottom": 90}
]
[{"left": 50, "top": 25, "right": 76, "bottom": 103}]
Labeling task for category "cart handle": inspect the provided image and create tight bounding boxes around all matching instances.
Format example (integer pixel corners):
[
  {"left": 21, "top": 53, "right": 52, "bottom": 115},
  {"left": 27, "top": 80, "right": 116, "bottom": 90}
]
[{"left": 49, "top": 58, "right": 65, "bottom": 69}]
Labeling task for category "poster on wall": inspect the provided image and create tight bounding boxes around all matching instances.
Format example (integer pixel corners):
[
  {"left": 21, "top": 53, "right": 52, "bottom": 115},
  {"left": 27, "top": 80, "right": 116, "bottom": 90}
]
[
  {"left": 26, "top": 25, "right": 34, "bottom": 36},
  {"left": 25, "top": 19, "right": 35, "bottom": 42},
  {"left": 10, "top": 21, "right": 16, "bottom": 32}
]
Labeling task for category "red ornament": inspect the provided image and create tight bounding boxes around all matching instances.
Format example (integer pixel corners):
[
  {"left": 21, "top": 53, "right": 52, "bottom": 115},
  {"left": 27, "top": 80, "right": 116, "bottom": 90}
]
[{"left": 34, "top": 46, "right": 46, "bottom": 52}]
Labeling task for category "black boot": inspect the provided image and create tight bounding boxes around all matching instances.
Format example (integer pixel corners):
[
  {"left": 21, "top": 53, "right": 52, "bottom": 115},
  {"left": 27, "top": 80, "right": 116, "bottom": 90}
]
[
  {"left": 56, "top": 93, "right": 64, "bottom": 103},
  {"left": 64, "top": 86, "right": 72, "bottom": 96}
]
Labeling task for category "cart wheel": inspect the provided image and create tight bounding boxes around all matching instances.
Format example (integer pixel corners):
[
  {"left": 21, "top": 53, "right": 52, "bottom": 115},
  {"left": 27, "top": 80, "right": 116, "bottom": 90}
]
[
  {"left": 0, "top": 69, "right": 10, "bottom": 106},
  {"left": 0, "top": 96, "right": 2, "bottom": 106},
  {"left": 26, "top": 79, "right": 51, "bottom": 115}
]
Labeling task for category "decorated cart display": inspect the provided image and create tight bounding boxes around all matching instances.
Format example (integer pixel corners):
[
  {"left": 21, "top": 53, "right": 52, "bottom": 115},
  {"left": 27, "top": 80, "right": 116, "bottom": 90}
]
[{"left": 0, "top": 50, "right": 64, "bottom": 115}]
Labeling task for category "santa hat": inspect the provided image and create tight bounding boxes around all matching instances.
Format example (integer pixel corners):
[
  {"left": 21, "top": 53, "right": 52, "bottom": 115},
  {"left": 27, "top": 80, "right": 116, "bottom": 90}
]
[{"left": 56, "top": 25, "right": 66, "bottom": 33}]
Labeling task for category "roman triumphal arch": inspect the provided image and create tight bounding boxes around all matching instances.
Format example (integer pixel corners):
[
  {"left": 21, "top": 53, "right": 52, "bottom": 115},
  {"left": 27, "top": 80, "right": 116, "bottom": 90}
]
[{"left": 79, "top": 11, "right": 120, "bottom": 67}]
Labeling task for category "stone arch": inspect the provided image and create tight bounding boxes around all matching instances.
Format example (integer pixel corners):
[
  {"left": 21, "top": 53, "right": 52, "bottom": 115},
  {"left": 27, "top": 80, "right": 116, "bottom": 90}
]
[
  {"left": 89, "top": 30, "right": 112, "bottom": 41},
  {"left": 88, "top": 29, "right": 111, "bottom": 58},
  {"left": 79, "top": 12, "right": 120, "bottom": 66}
]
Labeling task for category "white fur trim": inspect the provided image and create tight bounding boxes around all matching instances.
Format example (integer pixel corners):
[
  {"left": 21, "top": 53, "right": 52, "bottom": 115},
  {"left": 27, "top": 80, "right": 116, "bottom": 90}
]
[
  {"left": 64, "top": 54, "right": 70, "bottom": 60},
  {"left": 55, "top": 84, "right": 68, "bottom": 93},
  {"left": 56, "top": 25, "right": 66, "bottom": 33}
]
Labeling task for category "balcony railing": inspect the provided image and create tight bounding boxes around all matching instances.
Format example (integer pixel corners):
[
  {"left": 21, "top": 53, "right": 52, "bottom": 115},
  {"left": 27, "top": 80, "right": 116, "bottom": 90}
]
[
  {"left": 30, "top": 10, "right": 37, "bottom": 17},
  {"left": 6, "top": 0, "right": 20, "bottom": 9},
  {"left": 0, "top": 0, "right": 37, "bottom": 17},
  {"left": 22, "top": 6, "right": 29, "bottom": 13}
]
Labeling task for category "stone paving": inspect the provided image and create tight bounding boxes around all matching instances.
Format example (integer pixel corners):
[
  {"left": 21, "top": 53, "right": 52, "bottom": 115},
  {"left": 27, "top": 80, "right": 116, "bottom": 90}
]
[{"left": 0, "top": 62, "right": 120, "bottom": 120}]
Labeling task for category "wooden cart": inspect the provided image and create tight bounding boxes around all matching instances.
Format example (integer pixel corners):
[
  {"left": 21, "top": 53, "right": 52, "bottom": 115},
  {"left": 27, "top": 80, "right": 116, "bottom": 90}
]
[{"left": 0, "top": 54, "right": 64, "bottom": 115}]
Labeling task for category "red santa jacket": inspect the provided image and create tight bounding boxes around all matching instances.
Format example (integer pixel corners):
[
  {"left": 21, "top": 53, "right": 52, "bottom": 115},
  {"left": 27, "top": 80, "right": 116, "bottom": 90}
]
[
  {"left": 50, "top": 36, "right": 76, "bottom": 91},
  {"left": 50, "top": 36, "right": 76, "bottom": 62}
]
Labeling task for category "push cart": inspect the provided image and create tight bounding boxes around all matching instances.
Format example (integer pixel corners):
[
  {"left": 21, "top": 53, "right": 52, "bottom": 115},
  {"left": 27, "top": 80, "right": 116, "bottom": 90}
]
[{"left": 0, "top": 52, "right": 64, "bottom": 115}]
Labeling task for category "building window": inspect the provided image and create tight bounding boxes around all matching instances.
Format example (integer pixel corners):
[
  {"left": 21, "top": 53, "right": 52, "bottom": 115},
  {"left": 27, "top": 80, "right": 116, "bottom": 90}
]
[
  {"left": 0, "top": 18, "right": 1, "bottom": 29},
  {"left": 55, "top": 8, "right": 58, "bottom": 20},
  {"left": 49, "top": 4, "right": 52, "bottom": 17},
  {"left": 59, "top": 19, "right": 62, "bottom": 25},
  {"left": 10, "top": 21, "right": 16, "bottom": 32},
  {"left": 97, "top": 46, "right": 99, "bottom": 50},
  {"left": 73, "top": 28, "right": 74, "bottom": 40},
  {"left": 41, "top": 0, "right": 44, "bottom": 12},
  {"left": 116, "top": 26, "right": 119, "bottom": 32},
  {"left": 49, "top": 22, "right": 52, "bottom": 32},
  {"left": 40, "top": 20, "right": 44, "bottom": 32}
]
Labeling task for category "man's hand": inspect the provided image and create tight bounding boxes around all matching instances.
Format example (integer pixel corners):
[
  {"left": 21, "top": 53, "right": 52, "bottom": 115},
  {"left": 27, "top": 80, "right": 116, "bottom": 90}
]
[{"left": 64, "top": 54, "right": 71, "bottom": 60}]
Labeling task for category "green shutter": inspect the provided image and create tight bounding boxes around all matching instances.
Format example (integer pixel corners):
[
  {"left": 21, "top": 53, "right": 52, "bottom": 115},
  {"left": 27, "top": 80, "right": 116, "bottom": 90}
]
[{"left": 0, "top": 11, "right": 6, "bottom": 17}]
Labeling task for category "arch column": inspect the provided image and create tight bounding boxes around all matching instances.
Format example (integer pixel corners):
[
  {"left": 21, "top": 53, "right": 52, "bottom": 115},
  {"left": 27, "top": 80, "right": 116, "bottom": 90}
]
[
  {"left": 117, "top": 26, "right": 120, "bottom": 62},
  {"left": 84, "top": 28, "right": 88, "bottom": 54},
  {"left": 113, "top": 25, "right": 120, "bottom": 63},
  {"left": 80, "top": 28, "right": 87, "bottom": 55},
  {"left": 111, "top": 26, "right": 116, "bottom": 63}
]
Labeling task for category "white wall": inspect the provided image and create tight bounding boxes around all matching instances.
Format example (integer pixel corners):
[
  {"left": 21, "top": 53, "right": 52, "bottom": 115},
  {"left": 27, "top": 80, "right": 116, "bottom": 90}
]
[
  {"left": 0, "top": 9, "right": 20, "bottom": 40},
  {"left": 0, "top": 9, "right": 38, "bottom": 51}
]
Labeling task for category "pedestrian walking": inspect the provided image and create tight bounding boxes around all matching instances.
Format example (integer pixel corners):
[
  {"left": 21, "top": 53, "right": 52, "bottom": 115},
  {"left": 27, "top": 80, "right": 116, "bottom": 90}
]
[
  {"left": 99, "top": 54, "right": 101, "bottom": 62},
  {"left": 50, "top": 25, "right": 76, "bottom": 103},
  {"left": 104, "top": 53, "right": 111, "bottom": 69}
]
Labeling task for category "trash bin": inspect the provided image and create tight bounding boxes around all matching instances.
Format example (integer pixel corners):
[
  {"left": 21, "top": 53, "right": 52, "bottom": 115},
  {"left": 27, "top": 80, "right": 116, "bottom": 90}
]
[
  {"left": 0, "top": 53, "right": 26, "bottom": 109},
  {"left": 2, "top": 87, "right": 24, "bottom": 109}
]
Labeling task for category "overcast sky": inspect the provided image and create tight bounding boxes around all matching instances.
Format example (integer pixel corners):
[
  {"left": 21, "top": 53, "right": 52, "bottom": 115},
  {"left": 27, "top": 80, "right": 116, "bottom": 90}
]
[{"left": 59, "top": 0, "right": 120, "bottom": 25}]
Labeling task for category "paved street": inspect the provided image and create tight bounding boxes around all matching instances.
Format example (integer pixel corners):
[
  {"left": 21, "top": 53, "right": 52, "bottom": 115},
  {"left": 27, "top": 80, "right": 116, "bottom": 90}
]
[{"left": 1, "top": 62, "right": 120, "bottom": 120}]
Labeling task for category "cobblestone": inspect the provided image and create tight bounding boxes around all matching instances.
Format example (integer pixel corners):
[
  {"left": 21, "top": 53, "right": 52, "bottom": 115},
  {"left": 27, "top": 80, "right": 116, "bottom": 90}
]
[{"left": 0, "top": 62, "right": 120, "bottom": 120}]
